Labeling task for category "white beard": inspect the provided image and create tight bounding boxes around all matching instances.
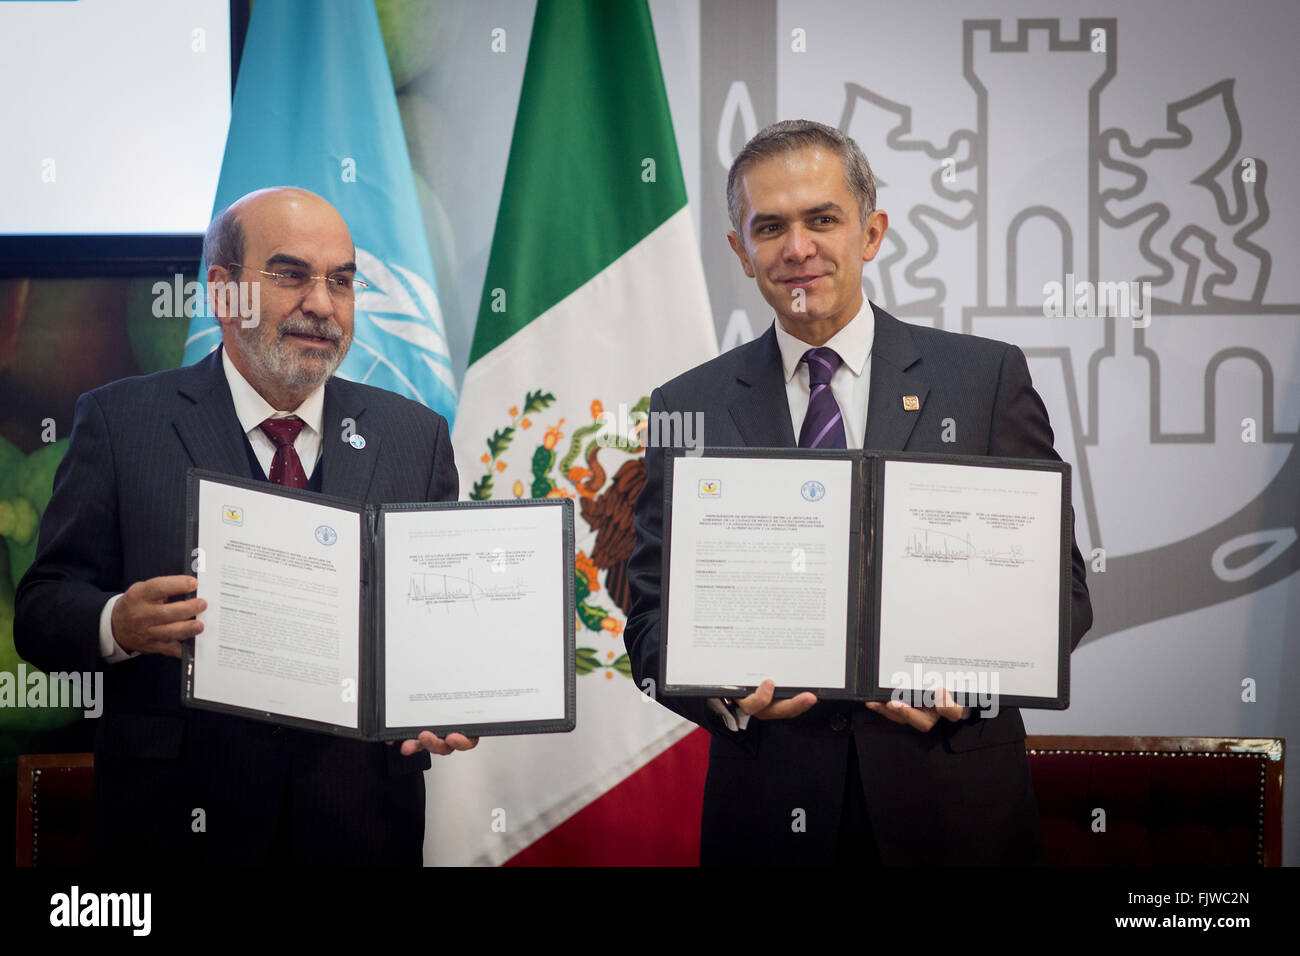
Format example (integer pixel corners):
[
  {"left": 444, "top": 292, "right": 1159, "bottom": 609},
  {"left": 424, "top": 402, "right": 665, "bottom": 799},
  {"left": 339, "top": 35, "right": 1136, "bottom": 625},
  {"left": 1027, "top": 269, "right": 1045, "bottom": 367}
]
[{"left": 234, "top": 317, "right": 352, "bottom": 392}]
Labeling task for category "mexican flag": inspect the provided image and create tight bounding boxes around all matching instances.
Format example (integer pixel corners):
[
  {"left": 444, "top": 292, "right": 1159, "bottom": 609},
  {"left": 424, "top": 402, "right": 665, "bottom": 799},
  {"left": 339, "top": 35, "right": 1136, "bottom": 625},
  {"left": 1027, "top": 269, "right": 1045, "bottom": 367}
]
[{"left": 432, "top": 0, "right": 717, "bottom": 865}]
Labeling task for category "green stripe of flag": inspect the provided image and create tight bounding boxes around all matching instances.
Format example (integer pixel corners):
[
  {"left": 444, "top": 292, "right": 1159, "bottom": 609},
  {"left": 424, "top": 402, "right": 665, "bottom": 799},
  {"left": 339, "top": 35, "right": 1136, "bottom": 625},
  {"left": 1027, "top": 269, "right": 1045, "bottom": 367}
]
[{"left": 469, "top": 0, "right": 688, "bottom": 364}]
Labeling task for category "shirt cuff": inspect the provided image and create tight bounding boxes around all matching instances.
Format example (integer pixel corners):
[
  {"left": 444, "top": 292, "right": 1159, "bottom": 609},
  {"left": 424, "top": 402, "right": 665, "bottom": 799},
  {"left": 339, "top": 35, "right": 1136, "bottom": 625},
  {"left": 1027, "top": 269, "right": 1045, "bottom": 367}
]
[
  {"left": 706, "top": 697, "right": 751, "bottom": 733},
  {"left": 99, "top": 594, "right": 138, "bottom": 663}
]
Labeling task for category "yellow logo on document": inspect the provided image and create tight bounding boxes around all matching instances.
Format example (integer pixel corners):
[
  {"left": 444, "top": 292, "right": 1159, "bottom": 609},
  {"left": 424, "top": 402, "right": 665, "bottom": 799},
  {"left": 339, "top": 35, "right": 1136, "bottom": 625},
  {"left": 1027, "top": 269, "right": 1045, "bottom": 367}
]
[
  {"left": 222, "top": 505, "right": 243, "bottom": 526},
  {"left": 698, "top": 479, "right": 721, "bottom": 498}
]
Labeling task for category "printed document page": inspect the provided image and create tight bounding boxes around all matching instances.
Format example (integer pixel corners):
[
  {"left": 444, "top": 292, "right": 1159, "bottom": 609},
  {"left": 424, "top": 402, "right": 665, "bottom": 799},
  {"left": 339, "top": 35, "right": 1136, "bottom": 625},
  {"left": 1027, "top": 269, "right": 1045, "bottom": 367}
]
[
  {"left": 193, "top": 478, "right": 361, "bottom": 727},
  {"left": 665, "top": 455, "right": 853, "bottom": 690},
  {"left": 877, "top": 459, "right": 1062, "bottom": 699},
  {"left": 382, "top": 505, "right": 567, "bottom": 728}
]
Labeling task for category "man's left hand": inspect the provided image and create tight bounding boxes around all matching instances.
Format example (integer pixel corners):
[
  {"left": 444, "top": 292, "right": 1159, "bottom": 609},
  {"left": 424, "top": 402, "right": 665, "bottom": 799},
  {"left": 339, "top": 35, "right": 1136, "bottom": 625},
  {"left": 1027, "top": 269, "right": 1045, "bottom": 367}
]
[
  {"left": 388, "top": 732, "right": 479, "bottom": 756},
  {"left": 866, "top": 686, "right": 969, "bottom": 732}
]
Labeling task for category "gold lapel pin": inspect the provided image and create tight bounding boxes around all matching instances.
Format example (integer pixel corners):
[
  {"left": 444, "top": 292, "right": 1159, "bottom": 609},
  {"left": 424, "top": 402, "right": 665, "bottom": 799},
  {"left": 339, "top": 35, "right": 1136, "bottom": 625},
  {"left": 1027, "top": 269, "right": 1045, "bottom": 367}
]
[{"left": 902, "top": 395, "right": 920, "bottom": 411}]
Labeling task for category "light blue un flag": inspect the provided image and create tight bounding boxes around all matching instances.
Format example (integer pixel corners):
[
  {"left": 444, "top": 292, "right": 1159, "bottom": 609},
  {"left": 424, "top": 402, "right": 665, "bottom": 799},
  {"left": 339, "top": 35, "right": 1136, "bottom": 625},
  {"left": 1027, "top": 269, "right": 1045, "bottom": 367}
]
[{"left": 182, "top": 0, "right": 456, "bottom": 424}]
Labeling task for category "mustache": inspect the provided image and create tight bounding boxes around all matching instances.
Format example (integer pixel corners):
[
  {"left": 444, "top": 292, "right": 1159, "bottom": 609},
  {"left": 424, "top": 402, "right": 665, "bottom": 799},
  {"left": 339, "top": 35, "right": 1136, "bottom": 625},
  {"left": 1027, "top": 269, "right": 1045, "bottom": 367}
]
[{"left": 277, "top": 319, "right": 344, "bottom": 343}]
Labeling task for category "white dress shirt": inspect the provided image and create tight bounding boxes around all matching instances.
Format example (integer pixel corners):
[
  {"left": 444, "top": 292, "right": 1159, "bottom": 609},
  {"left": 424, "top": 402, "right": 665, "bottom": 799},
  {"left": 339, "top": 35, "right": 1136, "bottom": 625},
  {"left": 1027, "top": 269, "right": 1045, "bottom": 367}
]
[
  {"left": 98, "top": 351, "right": 327, "bottom": 661},
  {"left": 772, "top": 296, "right": 875, "bottom": 449},
  {"left": 220, "top": 347, "right": 326, "bottom": 482},
  {"left": 708, "top": 298, "right": 877, "bottom": 731}
]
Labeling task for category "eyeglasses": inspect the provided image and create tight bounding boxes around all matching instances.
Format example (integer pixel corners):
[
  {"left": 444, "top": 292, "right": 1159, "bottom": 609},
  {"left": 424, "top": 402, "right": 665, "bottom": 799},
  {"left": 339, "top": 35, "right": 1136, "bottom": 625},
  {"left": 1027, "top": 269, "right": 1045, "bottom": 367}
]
[{"left": 228, "top": 264, "right": 369, "bottom": 298}]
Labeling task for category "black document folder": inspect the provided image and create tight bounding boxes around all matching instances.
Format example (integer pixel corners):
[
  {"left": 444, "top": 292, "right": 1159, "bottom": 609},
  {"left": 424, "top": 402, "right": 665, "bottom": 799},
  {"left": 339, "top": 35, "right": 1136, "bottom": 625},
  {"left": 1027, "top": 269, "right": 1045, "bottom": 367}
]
[
  {"left": 659, "top": 449, "right": 1072, "bottom": 710},
  {"left": 182, "top": 469, "right": 576, "bottom": 739}
]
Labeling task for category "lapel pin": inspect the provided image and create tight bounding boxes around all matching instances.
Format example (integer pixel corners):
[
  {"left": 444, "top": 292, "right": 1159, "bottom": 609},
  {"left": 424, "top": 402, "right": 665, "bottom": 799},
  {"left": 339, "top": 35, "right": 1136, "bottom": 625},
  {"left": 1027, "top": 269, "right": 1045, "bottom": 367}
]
[
  {"left": 902, "top": 395, "right": 920, "bottom": 411},
  {"left": 348, "top": 434, "right": 366, "bottom": 449}
]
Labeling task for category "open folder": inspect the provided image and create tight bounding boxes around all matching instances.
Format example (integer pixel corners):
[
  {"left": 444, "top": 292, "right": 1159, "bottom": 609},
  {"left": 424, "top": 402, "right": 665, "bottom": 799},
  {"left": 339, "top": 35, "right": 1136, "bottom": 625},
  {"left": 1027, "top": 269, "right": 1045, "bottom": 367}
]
[
  {"left": 660, "top": 449, "right": 1072, "bottom": 709},
  {"left": 182, "top": 469, "right": 576, "bottom": 739}
]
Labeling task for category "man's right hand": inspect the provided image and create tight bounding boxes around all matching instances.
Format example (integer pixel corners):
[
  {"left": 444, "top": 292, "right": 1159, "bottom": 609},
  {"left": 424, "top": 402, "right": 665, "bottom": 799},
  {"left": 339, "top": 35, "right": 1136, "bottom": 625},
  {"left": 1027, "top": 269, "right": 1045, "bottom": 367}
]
[
  {"left": 111, "top": 575, "right": 207, "bottom": 658},
  {"left": 735, "top": 679, "right": 817, "bottom": 720}
]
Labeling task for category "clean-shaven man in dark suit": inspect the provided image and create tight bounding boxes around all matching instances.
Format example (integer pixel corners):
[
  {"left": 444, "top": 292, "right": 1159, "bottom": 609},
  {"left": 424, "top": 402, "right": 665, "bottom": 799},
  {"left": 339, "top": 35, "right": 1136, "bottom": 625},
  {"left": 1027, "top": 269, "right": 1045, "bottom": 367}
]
[
  {"left": 624, "top": 120, "right": 1091, "bottom": 865},
  {"left": 15, "top": 187, "right": 475, "bottom": 865}
]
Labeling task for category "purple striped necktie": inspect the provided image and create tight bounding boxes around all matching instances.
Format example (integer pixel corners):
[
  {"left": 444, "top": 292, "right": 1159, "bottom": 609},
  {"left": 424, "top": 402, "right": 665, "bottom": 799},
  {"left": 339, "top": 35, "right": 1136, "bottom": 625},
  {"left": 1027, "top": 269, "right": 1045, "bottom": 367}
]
[{"left": 798, "top": 346, "right": 847, "bottom": 449}]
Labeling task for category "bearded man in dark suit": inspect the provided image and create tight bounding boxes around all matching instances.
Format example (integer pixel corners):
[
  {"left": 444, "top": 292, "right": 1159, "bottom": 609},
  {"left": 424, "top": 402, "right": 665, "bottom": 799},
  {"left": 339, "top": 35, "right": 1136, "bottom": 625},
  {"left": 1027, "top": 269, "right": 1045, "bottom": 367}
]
[
  {"left": 16, "top": 187, "right": 475, "bottom": 865},
  {"left": 624, "top": 121, "right": 1091, "bottom": 865}
]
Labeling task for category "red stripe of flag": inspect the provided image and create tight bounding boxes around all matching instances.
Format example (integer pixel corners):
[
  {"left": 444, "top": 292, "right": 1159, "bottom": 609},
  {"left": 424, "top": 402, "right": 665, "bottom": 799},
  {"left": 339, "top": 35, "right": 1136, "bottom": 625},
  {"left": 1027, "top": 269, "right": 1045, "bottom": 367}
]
[{"left": 503, "top": 728, "right": 710, "bottom": 867}]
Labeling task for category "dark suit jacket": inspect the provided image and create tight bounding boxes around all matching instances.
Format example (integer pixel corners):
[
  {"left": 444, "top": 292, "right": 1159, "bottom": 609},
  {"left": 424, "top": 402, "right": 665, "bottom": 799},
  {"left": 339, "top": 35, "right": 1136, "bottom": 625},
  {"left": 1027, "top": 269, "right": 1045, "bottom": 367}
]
[
  {"left": 624, "top": 304, "right": 1092, "bottom": 865},
  {"left": 14, "top": 347, "right": 459, "bottom": 865}
]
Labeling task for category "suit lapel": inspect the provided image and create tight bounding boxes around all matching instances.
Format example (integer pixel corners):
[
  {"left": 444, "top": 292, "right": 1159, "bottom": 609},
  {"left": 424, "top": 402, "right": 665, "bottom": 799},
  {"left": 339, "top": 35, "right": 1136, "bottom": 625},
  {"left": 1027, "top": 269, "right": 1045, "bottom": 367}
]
[
  {"left": 172, "top": 348, "right": 383, "bottom": 498},
  {"left": 863, "top": 304, "right": 929, "bottom": 452},
  {"left": 172, "top": 347, "right": 257, "bottom": 478},
  {"left": 319, "top": 379, "right": 381, "bottom": 500},
  {"left": 729, "top": 325, "right": 797, "bottom": 447}
]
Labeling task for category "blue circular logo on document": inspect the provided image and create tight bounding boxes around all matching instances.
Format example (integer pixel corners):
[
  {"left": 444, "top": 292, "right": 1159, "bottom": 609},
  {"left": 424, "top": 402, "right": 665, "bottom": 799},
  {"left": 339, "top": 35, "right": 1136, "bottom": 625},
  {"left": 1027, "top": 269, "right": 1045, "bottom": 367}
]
[
  {"left": 801, "top": 480, "right": 826, "bottom": 502},
  {"left": 315, "top": 525, "right": 338, "bottom": 546}
]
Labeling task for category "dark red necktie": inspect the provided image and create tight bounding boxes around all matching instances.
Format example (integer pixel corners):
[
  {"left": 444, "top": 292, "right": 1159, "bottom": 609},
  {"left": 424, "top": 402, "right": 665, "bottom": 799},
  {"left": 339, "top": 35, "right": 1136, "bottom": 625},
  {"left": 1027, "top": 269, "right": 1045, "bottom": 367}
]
[{"left": 259, "top": 416, "right": 307, "bottom": 488}]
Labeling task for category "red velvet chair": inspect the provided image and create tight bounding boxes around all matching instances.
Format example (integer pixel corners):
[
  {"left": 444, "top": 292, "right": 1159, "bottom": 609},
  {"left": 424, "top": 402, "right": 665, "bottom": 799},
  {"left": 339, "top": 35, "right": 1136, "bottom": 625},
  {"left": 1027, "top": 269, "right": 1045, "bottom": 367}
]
[
  {"left": 1026, "top": 736, "right": 1284, "bottom": 866},
  {"left": 15, "top": 753, "right": 94, "bottom": 866},
  {"left": 16, "top": 738, "right": 1286, "bottom": 866}
]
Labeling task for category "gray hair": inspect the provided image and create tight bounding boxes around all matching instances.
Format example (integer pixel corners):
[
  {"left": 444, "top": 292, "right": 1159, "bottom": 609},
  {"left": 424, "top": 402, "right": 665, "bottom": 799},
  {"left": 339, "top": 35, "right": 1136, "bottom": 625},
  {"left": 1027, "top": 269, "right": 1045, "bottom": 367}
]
[
  {"left": 203, "top": 203, "right": 245, "bottom": 272},
  {"left": 726, "top": 119, "right": 877, "bottom": 232}
]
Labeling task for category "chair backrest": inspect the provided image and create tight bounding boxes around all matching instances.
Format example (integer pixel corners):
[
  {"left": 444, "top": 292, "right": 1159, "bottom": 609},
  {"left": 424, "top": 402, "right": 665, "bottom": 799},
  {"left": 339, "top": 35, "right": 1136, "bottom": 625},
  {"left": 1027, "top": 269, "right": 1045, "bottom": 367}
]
[
  {"left": 15, "top": 753, "right": 95, "bottom": 867},
  {"left": 1025, "top": 736, "right": 1284, "bottom": 866}
]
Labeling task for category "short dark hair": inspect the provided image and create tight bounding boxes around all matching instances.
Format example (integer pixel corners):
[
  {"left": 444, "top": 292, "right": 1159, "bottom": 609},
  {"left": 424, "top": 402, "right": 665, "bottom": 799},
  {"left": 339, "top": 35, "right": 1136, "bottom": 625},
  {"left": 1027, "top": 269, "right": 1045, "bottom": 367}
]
[
  {"left": 726, "top": 119, "right": 877, "bottom": 232},
  {"left": 203, "top": 203, "right": 245, "bottom": 271}
]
